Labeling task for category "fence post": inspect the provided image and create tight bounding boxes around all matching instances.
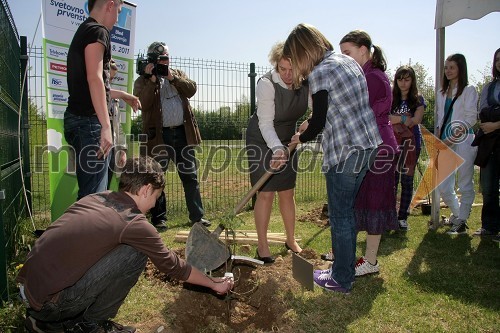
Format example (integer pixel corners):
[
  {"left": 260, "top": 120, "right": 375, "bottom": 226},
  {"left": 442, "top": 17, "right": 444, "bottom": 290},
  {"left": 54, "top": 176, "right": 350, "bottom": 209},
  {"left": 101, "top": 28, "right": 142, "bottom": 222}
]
[
  {"left": 20, "top": 36, "right": 32, "bottom": 214},
  {"left": 249, "top": 63, "right": 257, "bottom": 116},
  {"left": 248, "top": 63, "right": 257, "bottom": 208},
  {"left": 0, "top": 189, "right": 7, "bottom": 301}
]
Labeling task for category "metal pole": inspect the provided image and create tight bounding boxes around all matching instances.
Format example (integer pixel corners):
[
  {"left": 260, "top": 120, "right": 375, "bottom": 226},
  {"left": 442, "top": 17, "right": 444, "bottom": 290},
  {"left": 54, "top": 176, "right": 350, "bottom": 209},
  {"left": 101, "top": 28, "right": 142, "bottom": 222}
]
[
  {"left": 248, "top": 63, "right": 257, "bottom": 208},
  {"left": 430, "top": 27, "right": 445, "bottom": 229},
  {"left": 20, "top": 36, "right": 32, "bottom": 214}
]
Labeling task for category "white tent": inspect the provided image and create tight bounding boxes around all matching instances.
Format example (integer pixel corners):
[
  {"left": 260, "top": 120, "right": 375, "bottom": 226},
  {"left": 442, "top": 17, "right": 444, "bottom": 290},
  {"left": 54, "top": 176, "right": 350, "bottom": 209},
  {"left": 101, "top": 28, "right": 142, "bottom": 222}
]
[{"left": 431, "top": 0, "right": 500, "bottom": 226}]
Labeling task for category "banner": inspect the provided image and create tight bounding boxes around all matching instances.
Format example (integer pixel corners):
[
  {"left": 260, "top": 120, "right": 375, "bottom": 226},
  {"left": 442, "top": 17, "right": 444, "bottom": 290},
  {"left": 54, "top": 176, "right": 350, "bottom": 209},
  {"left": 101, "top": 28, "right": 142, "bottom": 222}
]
[{"left": 42, "top": 0, "right": 137, "bottom": 221}]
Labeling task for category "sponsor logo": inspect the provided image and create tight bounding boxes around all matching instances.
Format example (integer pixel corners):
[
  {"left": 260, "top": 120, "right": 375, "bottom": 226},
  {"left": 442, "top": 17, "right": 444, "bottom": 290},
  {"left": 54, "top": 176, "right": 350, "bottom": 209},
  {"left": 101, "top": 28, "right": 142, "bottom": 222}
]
[
  {"left": 52, "top": 93, "right": 67, "bottom": 103},
  {"left": 50, "top": 62, "right": 67, "bottom": 73},
  {"left": 48, "top": 46, "right": 68, "bottom": 59},
  {"left": 51, "top": 78, "right": 63, "bottom": 86}
]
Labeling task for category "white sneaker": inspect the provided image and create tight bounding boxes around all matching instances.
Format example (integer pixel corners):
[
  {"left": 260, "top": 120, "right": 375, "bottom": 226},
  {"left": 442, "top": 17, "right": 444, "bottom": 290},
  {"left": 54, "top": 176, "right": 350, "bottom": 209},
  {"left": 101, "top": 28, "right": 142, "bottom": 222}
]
[
  {"left": 398, "top": 219, "right": 409, "bottom": 231},
  {"left": 442, "top": 214, "right": 458, "bottom": 226},
  {"left": 355, "top": 256, "right": 379, "bottom": 277}
]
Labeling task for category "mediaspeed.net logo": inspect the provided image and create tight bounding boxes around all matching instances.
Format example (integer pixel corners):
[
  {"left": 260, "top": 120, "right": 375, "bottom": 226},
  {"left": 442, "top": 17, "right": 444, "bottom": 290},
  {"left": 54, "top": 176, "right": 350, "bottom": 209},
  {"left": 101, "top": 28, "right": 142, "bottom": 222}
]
[{"left": 410, "top": 126, "right": 465, "bottom": 210}]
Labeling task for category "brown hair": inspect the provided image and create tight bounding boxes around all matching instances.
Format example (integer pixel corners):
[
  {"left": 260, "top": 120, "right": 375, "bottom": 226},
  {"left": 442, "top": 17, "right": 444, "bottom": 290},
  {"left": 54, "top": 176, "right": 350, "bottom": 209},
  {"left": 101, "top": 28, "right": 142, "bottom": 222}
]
[
  {"left": 441, "top": 53, "right": 468, "bottom": 97},
  {"left": 119, "top": 156, "right": 165, "bottom": 195},
  {"left": 340, "top": 30, "right": 387, "bottom": 72},
  {"left": 283, "top": 23, "right": 333, "bottom": 87}
]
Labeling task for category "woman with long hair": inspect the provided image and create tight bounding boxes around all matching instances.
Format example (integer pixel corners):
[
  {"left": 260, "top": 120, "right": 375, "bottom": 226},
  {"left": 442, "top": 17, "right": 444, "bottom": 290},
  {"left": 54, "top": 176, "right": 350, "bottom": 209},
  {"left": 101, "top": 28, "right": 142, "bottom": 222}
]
[
  {"left": 286, "top": 24, "right": 381, "bottom": 293},
  {"left": 390, "top": 66, "right": 426, "bottom": 231},
  {"left": 473, "top": 48, "right": 500, "bottom": 240},
  {"left": 436, "top": 53, "right": 478, "bottom": 235},
  {"left": 339, "top": 30, "right": 399, "bottom": 277}
]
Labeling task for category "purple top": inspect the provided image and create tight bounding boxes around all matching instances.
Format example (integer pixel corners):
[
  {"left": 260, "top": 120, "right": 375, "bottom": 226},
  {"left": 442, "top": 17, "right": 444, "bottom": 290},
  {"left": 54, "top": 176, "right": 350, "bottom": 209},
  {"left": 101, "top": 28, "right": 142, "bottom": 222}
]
[{"left": 362, "top": 60, "right": 399, "bottom": 154}]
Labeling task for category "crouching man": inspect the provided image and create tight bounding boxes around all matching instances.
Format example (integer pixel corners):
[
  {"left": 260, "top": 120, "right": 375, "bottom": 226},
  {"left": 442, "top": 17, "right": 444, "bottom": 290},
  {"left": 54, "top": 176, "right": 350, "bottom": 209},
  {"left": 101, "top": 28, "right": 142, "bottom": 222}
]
[{"left": 17, "top": 156, "right": 233, "bottom": 333}]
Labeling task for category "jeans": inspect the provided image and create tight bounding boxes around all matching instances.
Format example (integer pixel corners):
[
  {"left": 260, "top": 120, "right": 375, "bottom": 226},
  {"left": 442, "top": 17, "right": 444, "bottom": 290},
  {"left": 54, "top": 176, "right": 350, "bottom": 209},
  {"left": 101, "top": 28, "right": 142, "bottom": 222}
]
[
  {"left": 327, "top": 148, "right": 376, "bottom": 290},
  {"left": 27, "top": 245, "right": 147, "bottom": 326},
  {"left": 151, "top": 126, "right": 204, "bottom": 222},
  {"left": 64, "top": 112, "right": 110, "bottom": 200},
  {"left": 480, "top": 149, "right": 500, "bottom": 233}
]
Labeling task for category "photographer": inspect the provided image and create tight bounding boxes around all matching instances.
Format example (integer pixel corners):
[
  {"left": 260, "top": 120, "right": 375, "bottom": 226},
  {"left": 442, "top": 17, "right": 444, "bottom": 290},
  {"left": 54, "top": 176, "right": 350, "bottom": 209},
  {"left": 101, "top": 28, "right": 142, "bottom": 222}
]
[{"left": 133, "top": 42, "right": 210, "bottom": 230}]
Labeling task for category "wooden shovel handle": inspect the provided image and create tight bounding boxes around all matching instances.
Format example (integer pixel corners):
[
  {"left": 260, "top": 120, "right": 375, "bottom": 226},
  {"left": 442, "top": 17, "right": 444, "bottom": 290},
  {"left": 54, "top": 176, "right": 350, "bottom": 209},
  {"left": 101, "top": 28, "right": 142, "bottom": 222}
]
[{"left": 233, "top": 142, "right": 298, "bottom": 215}]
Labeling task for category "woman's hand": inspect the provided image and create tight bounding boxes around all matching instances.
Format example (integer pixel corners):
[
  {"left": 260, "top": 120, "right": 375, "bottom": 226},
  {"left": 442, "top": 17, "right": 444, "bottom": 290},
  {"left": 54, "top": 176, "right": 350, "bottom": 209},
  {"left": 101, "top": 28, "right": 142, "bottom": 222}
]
[
  {"left": 480, "top": 121, "right": 500, "bottom": 134},
  {"left": 270, "top": 148, "right": 288, "bottom": 170}
]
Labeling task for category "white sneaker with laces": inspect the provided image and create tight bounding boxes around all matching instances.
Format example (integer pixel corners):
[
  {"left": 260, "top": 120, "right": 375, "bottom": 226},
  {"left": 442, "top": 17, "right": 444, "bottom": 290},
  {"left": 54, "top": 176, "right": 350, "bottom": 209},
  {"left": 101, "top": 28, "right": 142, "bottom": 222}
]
[{"left": 355, "top": 256, "right": 379, "bottom": 277}]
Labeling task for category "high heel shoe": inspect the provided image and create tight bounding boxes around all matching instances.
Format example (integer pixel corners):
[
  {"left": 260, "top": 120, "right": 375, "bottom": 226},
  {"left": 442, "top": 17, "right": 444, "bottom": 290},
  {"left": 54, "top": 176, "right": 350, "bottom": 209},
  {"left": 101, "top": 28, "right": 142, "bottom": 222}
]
[
  {"left": 285, "top": 242, "right": 301, "bottom": 254},
  {"left": 256, "top": 249, "right": 275, "bottom": 264}
]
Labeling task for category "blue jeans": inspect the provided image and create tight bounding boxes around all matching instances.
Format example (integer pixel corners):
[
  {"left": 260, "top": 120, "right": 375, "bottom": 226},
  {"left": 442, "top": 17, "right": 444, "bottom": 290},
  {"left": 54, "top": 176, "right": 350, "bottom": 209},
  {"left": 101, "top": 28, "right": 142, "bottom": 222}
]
[
  {"left": 27, "top": 245, "right": 147, "bottom": 327},
  {"left": 480, "top": 149, "right": 500, "bottom": 233},
  {"left": 151, "top": 126, "right": 204, "bottom": 222},
  {"left": 64, "top": 112, "right": 110, "bottom": 200},
  {"left": 327, "top": 148, "right": 376, "bottom": 290}
]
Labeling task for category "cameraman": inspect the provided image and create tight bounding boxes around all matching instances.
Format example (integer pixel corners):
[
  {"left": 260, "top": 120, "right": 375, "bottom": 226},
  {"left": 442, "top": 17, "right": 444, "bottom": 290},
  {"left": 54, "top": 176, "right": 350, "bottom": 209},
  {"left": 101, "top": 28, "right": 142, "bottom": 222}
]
[{"left": 133, "top": 42, "right": 210, "bottom": 229}]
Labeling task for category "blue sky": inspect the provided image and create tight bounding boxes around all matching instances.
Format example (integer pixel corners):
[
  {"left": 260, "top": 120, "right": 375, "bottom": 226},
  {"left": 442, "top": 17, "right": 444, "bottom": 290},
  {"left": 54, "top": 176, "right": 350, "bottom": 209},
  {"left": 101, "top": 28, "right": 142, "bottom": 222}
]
[{"left": 7, "top": 0, "right": 500, "bottom": 83}]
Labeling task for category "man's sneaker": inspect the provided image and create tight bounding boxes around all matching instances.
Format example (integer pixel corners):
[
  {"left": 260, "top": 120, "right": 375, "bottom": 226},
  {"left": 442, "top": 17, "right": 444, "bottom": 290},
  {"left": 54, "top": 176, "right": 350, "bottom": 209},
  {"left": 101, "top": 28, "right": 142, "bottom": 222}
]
[
  {"left": 69, "top": 320, "right": 136, "bottom": 333},
  {"left": 398, "top": 219, "right": 409, "bottom": 231},
  {"left": 320, "top": 250, "right": 334, "bottom": 261},
  {"left": 355, "top": 256, "right": 380, "bottom": 277},
  {"left": 152, "top": 220, "right": 168, "bottom": 231},
  {"left": 446, "top": 219, "right": 469, "bottom": 235},
  {"left": 313, "top": 272, "right": 350, "bottom": 294},
  {"left": 25, "top": 316, "right": 64, "bottom": 333},
  {"left": 493, "top": 235, "right": 500, "bottom": 244},
  {"left": 442, "top": 214, "right": 458, "bottom": 226},
  {"left": 100, "top": 320, "right": 136, "bottom": 333},
  {"left": 472, "top": 228, "right": 497, "bottom": 237},
  {"left": 191, "top": 218, "right": 211, "bottom": 227}
]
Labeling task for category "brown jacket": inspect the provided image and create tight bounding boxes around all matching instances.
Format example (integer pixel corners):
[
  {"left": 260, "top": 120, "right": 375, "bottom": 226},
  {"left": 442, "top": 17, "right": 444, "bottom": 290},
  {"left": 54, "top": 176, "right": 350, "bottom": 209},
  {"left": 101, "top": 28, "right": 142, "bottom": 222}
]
[{"left": 133, "top": 68, "right": 202, "bottom": 158}]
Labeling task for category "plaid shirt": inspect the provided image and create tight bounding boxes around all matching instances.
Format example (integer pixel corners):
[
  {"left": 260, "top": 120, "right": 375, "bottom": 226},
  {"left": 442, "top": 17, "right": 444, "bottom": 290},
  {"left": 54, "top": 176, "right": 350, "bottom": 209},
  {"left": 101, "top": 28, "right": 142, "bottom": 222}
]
[{"left": 308, "top": 51, "right": 382, "bottom": 171}]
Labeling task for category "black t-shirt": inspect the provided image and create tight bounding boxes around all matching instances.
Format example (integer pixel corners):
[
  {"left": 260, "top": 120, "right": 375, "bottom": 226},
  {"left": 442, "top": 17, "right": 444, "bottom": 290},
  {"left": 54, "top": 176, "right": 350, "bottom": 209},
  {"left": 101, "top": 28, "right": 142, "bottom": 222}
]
[{"left": 66, "top": 17, "right": 111, "bottom": 117}]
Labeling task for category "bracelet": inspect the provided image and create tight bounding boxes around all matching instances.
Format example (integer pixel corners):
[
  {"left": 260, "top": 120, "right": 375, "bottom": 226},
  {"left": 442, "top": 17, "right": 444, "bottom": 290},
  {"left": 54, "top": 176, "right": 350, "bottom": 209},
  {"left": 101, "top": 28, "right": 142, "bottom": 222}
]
[{"left": 401, "top": 115, "right": 407, "bottom": 124}]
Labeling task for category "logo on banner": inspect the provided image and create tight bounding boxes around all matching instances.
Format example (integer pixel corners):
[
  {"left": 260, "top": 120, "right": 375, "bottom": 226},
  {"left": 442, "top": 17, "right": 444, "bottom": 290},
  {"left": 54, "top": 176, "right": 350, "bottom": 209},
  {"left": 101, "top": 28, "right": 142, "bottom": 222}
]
[
  {"left": 48, "top": 45, "right": 68, "bottom": 60},
  {"left": 50, "top": 62, "right": 67, "bottom": 73}
]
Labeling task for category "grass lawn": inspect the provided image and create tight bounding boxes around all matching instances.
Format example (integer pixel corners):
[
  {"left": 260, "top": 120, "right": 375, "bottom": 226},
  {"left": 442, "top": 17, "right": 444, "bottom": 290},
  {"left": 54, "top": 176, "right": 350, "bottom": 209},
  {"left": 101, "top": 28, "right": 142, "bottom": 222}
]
[
  {"left": 2, "top": 190, "right": 498, "bottom": 332},
  {"left": 122, "top": 203, "right": 498, "bottom": 332}
]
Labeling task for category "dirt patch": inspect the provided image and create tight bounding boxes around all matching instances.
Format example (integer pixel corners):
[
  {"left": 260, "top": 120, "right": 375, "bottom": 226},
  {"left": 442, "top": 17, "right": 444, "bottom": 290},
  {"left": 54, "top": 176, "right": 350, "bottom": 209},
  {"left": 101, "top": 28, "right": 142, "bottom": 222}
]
[
  {"left": 142, "top": 246, "right": 324, "bottom": 333},
  {"left": 297, "top": 204, "right": 329, "bottom": 227}
]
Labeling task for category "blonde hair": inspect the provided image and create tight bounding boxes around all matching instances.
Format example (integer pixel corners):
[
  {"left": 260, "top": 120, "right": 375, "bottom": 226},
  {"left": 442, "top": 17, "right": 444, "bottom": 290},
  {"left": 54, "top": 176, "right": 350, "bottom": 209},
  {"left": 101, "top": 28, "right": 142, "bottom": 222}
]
[
  {"left": 268, "top": 41, "right": 285, "bottom": 70},
  {"left": 283, "top": 23, "right": 333, "bottom": 87}
]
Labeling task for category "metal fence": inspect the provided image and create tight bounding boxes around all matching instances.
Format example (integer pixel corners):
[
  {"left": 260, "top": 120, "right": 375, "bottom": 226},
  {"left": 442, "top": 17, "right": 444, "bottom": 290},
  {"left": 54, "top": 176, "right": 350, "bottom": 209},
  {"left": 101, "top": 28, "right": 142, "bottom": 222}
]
[
  {"left": 0, "top": 0, "right": 30, "bottom": 301},
  {"left": 25, "top": 48, "right": 326, "bottom": 220}
]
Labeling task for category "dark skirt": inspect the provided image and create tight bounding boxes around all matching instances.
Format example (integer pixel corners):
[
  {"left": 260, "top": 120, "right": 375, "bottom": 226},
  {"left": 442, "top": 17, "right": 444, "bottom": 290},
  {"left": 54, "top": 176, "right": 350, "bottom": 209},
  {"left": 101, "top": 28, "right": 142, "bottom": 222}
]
[
  {"left": 355, "top": 153, "right": 399, "bottom": 234},
  {"left": 246, "top": 143, "right": 298, "bottom": 192}
]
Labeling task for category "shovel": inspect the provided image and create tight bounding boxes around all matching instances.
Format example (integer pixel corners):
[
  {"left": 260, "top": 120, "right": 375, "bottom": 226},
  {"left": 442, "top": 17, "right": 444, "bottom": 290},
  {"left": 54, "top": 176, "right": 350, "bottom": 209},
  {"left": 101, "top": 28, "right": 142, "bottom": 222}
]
[
  {"left": 185, "top": 223, "right": 230, "bottom": 272},
  {"left": 185, "top": 142, "right": 299, "bottom": 271}
]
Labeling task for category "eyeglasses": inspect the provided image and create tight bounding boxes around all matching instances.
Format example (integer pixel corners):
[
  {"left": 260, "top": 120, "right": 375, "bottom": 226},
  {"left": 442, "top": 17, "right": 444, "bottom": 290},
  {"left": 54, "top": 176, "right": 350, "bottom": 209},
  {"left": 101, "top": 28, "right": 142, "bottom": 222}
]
[{"left": 158, "top": 55, "right": 169, "bottom": 61}]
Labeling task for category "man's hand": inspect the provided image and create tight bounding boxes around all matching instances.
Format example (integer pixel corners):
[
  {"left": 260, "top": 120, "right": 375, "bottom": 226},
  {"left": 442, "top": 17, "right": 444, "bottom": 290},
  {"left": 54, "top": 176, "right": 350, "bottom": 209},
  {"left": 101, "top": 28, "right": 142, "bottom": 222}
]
[
  {"left": 98, "top": 126, "right": 113, "bottom": 159},
  {"left": 145, "top": 63, "right": 157, "bottom": 83},
  {"left": 211, "top": 276, "right": 234, "bottom": 295}
]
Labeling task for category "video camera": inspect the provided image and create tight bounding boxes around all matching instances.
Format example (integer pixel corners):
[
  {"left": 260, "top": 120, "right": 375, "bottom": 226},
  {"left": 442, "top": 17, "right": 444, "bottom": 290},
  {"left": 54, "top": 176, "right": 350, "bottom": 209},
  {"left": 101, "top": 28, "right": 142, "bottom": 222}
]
[{"left": 136, "top": 52, "right": 169, "bottom": 76}]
